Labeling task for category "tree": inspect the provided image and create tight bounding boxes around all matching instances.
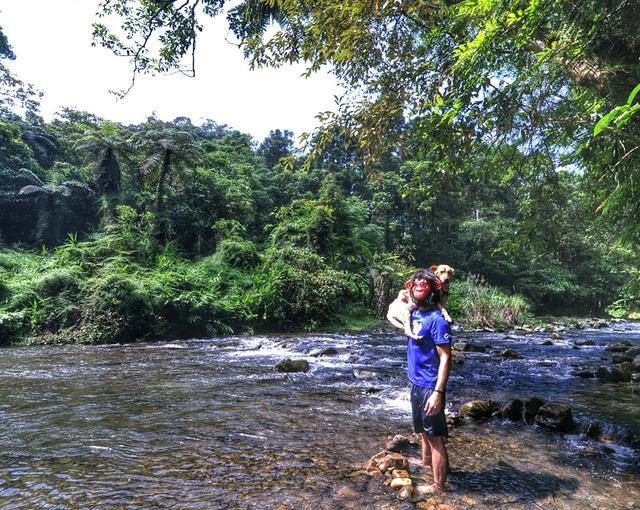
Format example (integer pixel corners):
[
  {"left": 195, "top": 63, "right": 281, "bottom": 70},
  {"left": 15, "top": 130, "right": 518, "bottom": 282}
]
[
  {"left": 130, "top": 121, "right": 205, "bottom": 240},
  {"left": 258, "top": 129, "right": 294, "bottom": 169},
  {"left": 94, "top": 1, "right": 640, "bottom": 242},
  {"left": 72, "top": 122, "right": 131, "bottom": 222},
  {"left": 0, "top": 25, "right": 41, "bottom": 120}
]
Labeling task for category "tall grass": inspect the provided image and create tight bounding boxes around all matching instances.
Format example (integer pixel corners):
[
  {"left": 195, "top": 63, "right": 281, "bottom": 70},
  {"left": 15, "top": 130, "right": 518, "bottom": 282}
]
[{"left": 446, "top": 274, "right": 530, "bottom": 328}]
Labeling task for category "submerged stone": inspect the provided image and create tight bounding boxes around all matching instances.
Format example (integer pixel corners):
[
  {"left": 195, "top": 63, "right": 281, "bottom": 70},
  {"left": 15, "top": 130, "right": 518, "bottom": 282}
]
[
  {"left": 310, "top": 347, "right": 338, "bottom": 357},
  {"left": 535, "top": 402, "right": 573, "bottom": 432},
  {"left": 386, "top": 435, "right": 411, "bottom": 453},
  {"left": 500, "top": 399, "right": 524, "bottom": 420},
  {"left": 524, "top": 397, "right": 545, "bottom": 422},
  {"left": 611, "top": 354, "right": 633, "bottom": 364},
  {"left": 605, "top": 341, "right": 632, "bottom": 353},
  {"left": 459, "top": 400, "right": 499, "bottom": 420},
  {"left": 454, "top": 341, "right": 486, "bottom": 353},
  {"left": 500, "top": 348, "right": 523, "bottom": 359},
  {"left": 390, "top": 477, "right": 412, "bottom": 489},
  {"left": 274, "top": 358, "right": 310, "bottom": 373},
  {"left": 397, "top": 485, "right": 414, "bottom": 500},
  {"left": 574, "top": 339, "right": 595, "bottom": 346}
]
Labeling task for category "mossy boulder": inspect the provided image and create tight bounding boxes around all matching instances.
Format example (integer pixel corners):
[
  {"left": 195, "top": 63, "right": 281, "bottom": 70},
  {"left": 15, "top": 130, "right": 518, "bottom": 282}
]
[
  {"left": 275, "top": 358, "right": 310, "bottom": 373},
  {"left": 459, "top": 400, "right": 499, "bottom": 420}
]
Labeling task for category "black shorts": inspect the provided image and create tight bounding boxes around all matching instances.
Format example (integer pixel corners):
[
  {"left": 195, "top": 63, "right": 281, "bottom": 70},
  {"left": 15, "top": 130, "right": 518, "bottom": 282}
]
[{"left": 410, "top": 382, "right": 448, "bottom": 437}]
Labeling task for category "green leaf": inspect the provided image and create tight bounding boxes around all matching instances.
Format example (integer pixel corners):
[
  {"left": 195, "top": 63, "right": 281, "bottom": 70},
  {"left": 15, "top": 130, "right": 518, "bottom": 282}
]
[
  {"left": 593, "top": 105, "right": 626, "bottom": 137},
  {"left": 626, "top": 83, "right": 640, "bottom": 106}
]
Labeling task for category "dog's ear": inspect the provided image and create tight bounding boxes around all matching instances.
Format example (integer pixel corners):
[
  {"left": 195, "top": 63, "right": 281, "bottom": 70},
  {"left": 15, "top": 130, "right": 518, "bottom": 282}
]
[
  {"left": 450, "top": 267, "right": 455, "bottom": 275},
  {"left": 430, "top": 265, "right": 438, "bottom": 272},
  {"left": 404, "top": 280, "right": 412, "bottom": 289}
]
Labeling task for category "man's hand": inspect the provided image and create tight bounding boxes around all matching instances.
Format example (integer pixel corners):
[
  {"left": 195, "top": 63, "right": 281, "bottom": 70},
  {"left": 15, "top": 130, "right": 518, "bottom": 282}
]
[{"left": 424, "top": 391, "right": 443, "bottom": 416}]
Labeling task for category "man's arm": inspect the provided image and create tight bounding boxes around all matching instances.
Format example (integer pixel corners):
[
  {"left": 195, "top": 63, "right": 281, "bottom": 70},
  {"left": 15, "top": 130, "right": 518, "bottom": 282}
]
[{"left": 424, "top": 342, "right": 452, "bottom": 416}]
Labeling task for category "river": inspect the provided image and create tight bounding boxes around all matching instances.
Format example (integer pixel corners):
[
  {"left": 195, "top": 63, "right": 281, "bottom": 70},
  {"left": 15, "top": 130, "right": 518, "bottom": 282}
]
[{"left": 0, "top": 322, "right": 639, "bottom": 509}]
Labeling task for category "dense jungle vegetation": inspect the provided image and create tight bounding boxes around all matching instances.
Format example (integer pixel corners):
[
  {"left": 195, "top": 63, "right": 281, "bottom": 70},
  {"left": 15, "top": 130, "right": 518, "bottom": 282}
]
[{"left": 1, "top": 0, "right": 640, "bottom": 344}]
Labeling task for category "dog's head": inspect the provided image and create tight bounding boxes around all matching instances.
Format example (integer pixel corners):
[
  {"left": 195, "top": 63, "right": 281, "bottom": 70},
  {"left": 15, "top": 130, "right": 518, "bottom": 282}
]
[{"left": 431, "top": 264, "right": 455, "bottom": 288}]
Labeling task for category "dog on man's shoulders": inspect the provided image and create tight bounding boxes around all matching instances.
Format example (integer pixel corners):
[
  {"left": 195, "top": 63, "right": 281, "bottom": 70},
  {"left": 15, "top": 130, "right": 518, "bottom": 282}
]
[{"left": 386, "top": 264, "right": 455, "bottom": 339}]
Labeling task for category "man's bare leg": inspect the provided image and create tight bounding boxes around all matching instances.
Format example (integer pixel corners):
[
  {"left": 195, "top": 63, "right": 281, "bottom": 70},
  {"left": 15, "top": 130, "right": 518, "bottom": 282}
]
[
  {"left": 416, "top": 435, "right": 448, "bottom": 494},
  {"left": 421, "top": 432, "right": 432, "bottom": 467}
]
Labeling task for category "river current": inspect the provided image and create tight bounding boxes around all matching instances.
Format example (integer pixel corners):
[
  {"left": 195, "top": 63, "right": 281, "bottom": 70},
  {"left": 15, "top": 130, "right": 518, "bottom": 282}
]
[{"left": 0, "top": 322, "right": 639, "bottom": 509}]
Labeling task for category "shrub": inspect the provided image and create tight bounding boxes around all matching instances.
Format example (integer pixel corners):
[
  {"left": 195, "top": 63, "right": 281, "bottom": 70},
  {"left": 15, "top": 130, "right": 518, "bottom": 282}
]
[
  {"left": 447, "top": 274, "right": 530, "bottom": 328},
  {"left": 212, "top": 237, "right": 260, "bottom": 268},
  {"left": 257, "top": 246, "right": 363, "bottom": 328}
]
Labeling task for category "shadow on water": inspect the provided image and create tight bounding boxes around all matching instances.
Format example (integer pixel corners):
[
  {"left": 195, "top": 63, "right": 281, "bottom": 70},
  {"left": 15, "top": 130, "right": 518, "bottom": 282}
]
[{"left": 449, "top": 462, "right": 580, "bottom": 502}]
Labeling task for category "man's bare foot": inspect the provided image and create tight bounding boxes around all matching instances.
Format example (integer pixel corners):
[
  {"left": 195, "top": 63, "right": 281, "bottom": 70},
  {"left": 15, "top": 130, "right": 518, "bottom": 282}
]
[{"left": 415, "top": 483, "right": 444, "bottom": 496}]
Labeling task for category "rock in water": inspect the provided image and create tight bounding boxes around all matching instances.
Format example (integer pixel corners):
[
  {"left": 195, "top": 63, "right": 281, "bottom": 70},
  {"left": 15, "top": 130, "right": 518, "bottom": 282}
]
[
  {"left": 605, "top": 341, "right": 632, "bottom": 352},
  {"left": 574, "top": 339, "right": 595, "bottom": 346},
  {"left": 390, "top": 477, "right": 412, "bottom": 489},
  {"left": 398, "top": 485, "right": 414, "bottom": 501},
  {"left": 453, "top": 341, "right": 486, "bottom": 352},
  {"left": 381, "top": 453, "right": 409, "bottom": 472},
  {"left": 500, "top": 399, "right": 524, "bottom": 420},
  {"left": 391, "top": 469, "right": 409, "bottom": 479},
  {"left": 500, "top": 348, "right": 523, "bottom": 359},
  {"left": 625, "top": 346, "right": 640, "bottom": 358},
  {"left": 459, "top": 400, "right": 499, "bottom": 419},
  {"left": 274, "top": 358, "right": 310, "bottom": 373},
  {"left": 310, "top": 347, "right": 338, "bottom": 357},
  {"left": 352, "top": 368, "right": 395, "bottom": 379},
  {"left": 524, "top": 397, "right": 546, "bottom": 422},
  {"left": 612, "top": 354, "right": 633, "bottom": 364},
  {"left": 386, "top": 435, "right": 411, "bottom": 453},
  {"left": 535, "top": 402, "right": 573, "bottom": 432}
]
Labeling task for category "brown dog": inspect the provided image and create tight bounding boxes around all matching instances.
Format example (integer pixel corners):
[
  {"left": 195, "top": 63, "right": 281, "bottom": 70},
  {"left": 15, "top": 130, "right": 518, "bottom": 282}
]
[
  {"left": 387, "top": 265, "right": 455, "bottom": 338},
  {"left": 432, "top": 264, "right": 454, "bottom": 322}
]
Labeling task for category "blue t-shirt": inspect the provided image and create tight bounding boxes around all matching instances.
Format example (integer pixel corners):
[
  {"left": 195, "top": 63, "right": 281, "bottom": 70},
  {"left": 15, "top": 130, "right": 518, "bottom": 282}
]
[{"left": 407, "top": 308, "right": 452, "bottom": 388}]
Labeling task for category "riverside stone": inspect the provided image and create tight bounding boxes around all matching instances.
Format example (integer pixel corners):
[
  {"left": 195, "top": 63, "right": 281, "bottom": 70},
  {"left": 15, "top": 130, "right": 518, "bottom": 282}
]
[
  {"left": 390, "top": 477, "right": 412, "bottom": 489},
  {"left": 310, "top": 347, "right": 338, "bottom": 357},
  {"left": 453, "top": 342, "right": 486, "bottom": 353},
  {"left": 398, "top": 485, "right": 414, "bottom": 501},
  {"left": 459, "top": 400, "right": 499, "bottom": 419},
  {"left": 386, "top": 435, "right": 411, "bottom": 453},
  {"left": 625, "top": 346, "right": 640, "bottom": 358},
  {"left": 500, "top": 399, "right": 524, "bottom": 420},
  {"left": 391, "top": 469, "right": 409, "bottom": 479},
  {"left": 606, "top": 367, "right": 631, "bottom": 383},
  {"left": 500, "top": 348, "right": 523, "bottom": 359},
  {"left": 571, "top": 369, "right": 595, "bottom": 378},
  {"left": 382, "top": 453, "right": 409, "bottom": 472},
  {"left": 633, "top": 355, "right": 640, "bottom": 370},
  {"left": 535, "top": 403, "right": 573, "bottom": 432},
  {"left": 524, "top": 397, "right": 545, "bottom": 422},
  {"left": 574, "top": 339, "right": 595, "bottom": 346},
  {"left": 612, "top": 354, "right": 633, "bottom": 364},
  {"left": 605, "top": 341, "right": 632, "bottom": 352},
  {"left": 274, "top": 358, "right": 310, "bottom": 373},
  {"left": 585, "top": 422, "right": 602, "bottom": 440},
  {"left": 353, "top": 368, "right": 395, "bottom": 379}
]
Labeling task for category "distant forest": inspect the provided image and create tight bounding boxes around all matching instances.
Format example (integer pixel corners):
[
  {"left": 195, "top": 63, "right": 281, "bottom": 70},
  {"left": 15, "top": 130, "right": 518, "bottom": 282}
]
[{"left": 1, "top": 0, "right": 640, "bottom": 344}]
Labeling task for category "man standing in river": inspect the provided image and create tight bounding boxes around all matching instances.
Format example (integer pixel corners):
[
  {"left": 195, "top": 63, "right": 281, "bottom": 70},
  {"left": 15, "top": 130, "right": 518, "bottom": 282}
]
[{"left": 405, "top": 268, "right": 453, "bottom": 494}]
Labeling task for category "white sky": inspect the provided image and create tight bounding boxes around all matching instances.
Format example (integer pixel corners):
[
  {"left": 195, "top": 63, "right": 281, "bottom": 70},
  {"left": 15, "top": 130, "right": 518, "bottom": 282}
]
[{"left": 0, "top": 0, "right": 341, "bottom": 143}]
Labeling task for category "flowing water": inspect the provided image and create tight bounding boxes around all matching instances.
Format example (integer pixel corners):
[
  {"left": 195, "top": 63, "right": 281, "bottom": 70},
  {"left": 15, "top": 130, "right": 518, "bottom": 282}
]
[{"left": 0, "top": 322, "right": 639, "bottom": 509}]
